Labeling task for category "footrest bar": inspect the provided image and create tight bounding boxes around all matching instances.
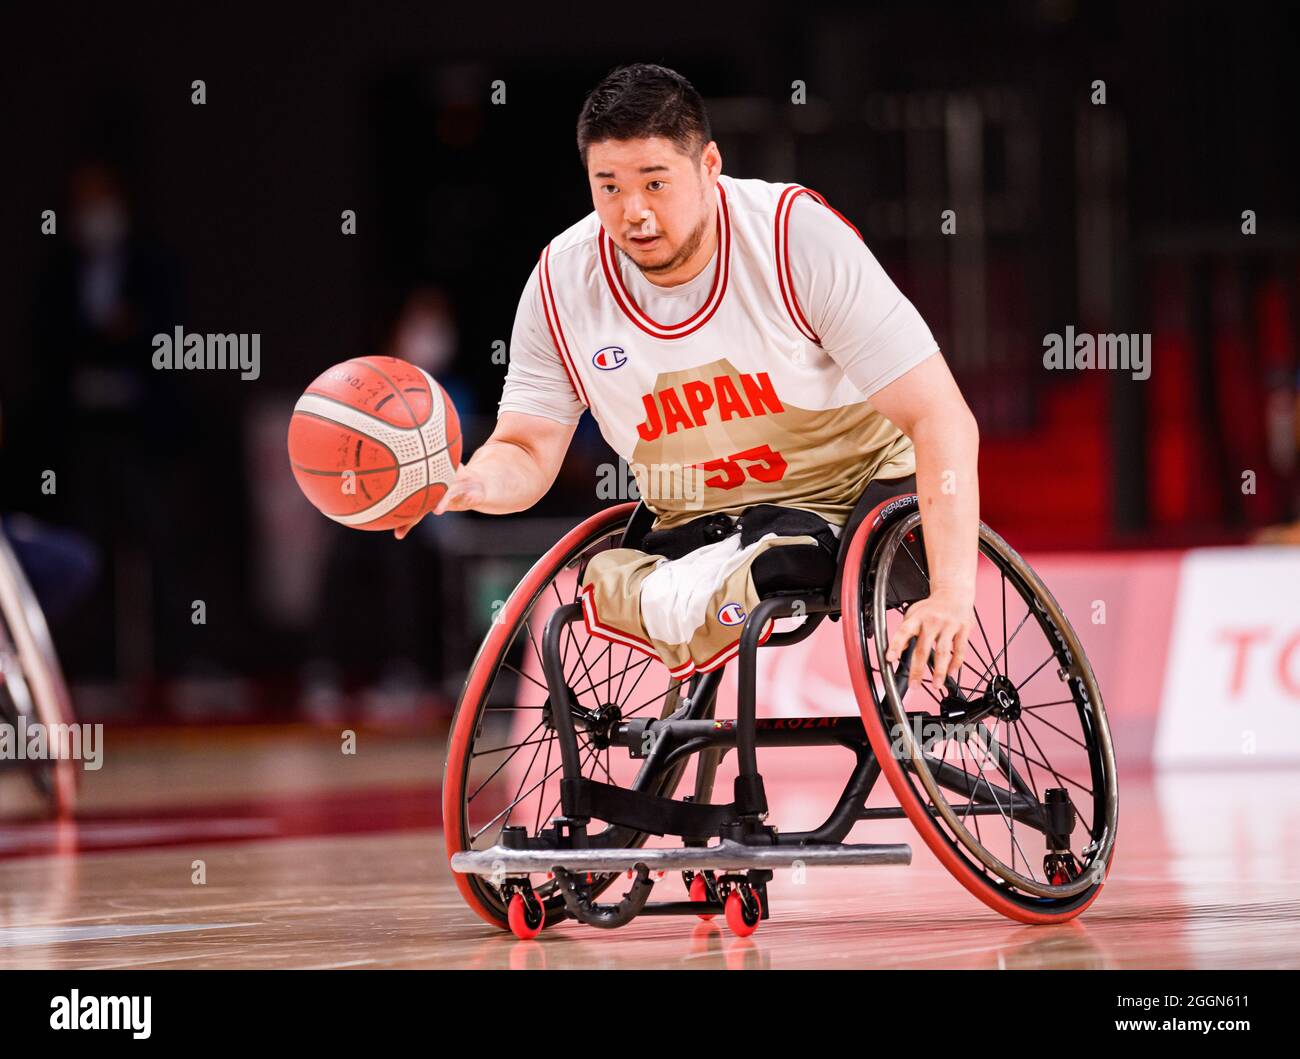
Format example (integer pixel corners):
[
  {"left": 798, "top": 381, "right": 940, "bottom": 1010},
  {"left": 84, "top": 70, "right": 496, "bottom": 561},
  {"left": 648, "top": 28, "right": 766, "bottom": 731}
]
[{"left": 451, "top": 838, "right": 912, "bottom": 875}]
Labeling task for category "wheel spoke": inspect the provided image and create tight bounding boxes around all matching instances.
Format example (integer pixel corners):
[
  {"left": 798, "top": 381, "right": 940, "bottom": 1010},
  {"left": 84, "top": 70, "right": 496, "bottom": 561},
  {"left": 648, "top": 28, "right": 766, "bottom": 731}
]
[
  {"left": 1012, "top": 721, "right": 1042, "bottom": 802},
  {"left": 1015, "top": 650, "right": 1058, "bottom": 690},
  {"left": 501, "top": 659, "right": 549, "bottom": 696},
  {"left": 471, "top": 737, "right": 564, "bottom": 842},
  {"left": 970, "top": 605, "right": 1000, "bottom": 680},
  {"left": 969, "top": 611, "right": 1033, "bottom": 689},
  {"left": 534, "top": 729, "right": 554, "bottom": 835},
  {"left": 523, "top": 622, "right": 548, "bottom": 690},
  {"left": 467, "top": 717, "right": 548, "bottom": 803},
  {"left": 965, "top": 721, "right": 1038, "bottom": 882},
  {"left": 1016, "top": 713, "right": 1095, "bottom": 797},
  {"left": 1017, "top": 708, "right": 1089, "bottom": 751}
]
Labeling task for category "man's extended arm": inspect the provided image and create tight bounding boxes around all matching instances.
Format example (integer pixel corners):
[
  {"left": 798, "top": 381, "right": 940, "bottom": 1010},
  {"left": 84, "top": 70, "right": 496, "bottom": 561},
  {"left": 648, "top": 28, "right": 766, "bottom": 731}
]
[
  {"left": 786, "top": 195, "right": 978, "bottom": 686},
  {"left": 866, "top": 353, "right": 980, "bottom": 686}
]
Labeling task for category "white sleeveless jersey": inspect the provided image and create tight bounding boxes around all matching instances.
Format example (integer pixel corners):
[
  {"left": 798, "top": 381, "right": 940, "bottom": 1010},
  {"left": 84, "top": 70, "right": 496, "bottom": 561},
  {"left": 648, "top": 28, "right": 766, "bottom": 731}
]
[{"left": 520, "top": 174, "right": 934, "bottom": 530}]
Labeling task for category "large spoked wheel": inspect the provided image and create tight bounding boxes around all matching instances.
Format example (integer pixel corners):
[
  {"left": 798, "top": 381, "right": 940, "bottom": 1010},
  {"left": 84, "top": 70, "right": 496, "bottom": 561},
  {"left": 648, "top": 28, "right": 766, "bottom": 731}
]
[
  {"left": 842, "top": 511, "right": 1118, "bottom": 924},
  {"left": 443, "top": 504, "right": 708, "bottom": 932},
  {"left": 0, "top": 532, "right": 77, "bottom": 816}
]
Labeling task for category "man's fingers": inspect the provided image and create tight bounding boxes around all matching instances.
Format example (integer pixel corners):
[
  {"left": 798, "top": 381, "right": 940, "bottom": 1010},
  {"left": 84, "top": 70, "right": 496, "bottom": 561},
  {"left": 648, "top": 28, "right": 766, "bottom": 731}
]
[
  {"left": 435, "top": 475, "right": 486, "bottom": 516},
  {"left": 434, "top": 481, "right": 470, "bottom": 516},
  {"left": 886, "top": 613, "right": 920, "bottom": 664},
  {"left": 393, "top": 512, "right": 428, "bottom": 540},
  {"left": 909, "top": 621, "right": 939, "bottom": 685},
  {"left": 931, "top": 627, "right": 955, "bottom": 687},
  {"left": 947, "top": 626, "right": 970, "bottom": 683}
]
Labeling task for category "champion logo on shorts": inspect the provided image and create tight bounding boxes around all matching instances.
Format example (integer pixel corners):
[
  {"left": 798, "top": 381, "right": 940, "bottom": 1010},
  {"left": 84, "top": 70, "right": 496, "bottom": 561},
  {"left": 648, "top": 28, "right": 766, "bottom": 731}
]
[
  {"left": 717, "top": 602, "right": 747, "bottom": 626},
  {"left": 592, "top": 345, "right": 627, "bottom": 370}
]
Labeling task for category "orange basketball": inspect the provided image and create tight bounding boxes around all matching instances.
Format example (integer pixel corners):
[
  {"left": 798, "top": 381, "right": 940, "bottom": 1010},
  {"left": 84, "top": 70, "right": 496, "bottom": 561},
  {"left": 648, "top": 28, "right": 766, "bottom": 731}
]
[{"left": 287, "top": 356, "right": 462, "bottom": 531}]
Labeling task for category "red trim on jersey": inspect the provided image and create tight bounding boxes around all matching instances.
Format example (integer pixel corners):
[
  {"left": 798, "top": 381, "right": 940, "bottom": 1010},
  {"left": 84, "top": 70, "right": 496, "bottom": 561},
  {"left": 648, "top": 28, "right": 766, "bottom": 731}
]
[
  {"left": 773, "top": 187, "right": 819, "bottom": 344},
  {"left": 597, "top": 182, "right": 732, "bottom": 341},
  {"left": 538, "top": 244, "right": 590, "bottom": 407},
  {"left": 774, "top": 185, "right": 864, "bottom": 347}
]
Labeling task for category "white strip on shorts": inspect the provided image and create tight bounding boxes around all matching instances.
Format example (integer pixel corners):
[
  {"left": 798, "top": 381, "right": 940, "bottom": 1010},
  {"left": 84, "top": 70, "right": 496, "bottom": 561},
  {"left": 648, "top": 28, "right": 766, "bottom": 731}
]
[{"left": 637, "top": 522, "right": 842, "bottom": 647}]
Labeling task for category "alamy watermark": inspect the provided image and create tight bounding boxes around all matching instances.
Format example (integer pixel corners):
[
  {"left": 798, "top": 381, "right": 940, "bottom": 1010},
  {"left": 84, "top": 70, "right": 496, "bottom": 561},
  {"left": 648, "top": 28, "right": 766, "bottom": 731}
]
[
  {"left": 0, "top": 715, "right": 103, "bottom": 770},
  {"left": 1042, "top": 325, "right": 1150, "bottom": 381},
  {"left": 50, "top": 990, "right": 150, "bottom": 1039},
  {"left": 597, "top": 458, "right": 706, "bottom": 509},
  {"left": 888, "top": 715, "right": 999, "bottom": 761},
  {"left": 152, "top": 326, "right": 260, "bottom": 380}
]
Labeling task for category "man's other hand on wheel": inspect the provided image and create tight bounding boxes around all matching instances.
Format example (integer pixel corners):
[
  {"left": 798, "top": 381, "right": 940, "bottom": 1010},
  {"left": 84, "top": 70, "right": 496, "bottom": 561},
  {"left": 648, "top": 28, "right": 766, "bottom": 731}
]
[{"left": 885, "top": 588, "right": 974, "bottom": 687}]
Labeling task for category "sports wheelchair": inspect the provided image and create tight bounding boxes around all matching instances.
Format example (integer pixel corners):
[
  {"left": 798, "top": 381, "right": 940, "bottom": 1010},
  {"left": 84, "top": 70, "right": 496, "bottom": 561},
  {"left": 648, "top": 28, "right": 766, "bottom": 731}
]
[
  {"left": 445, "top": 479, "right": 1118, "bottom": 939},
  {"left": 0, "top": 530, "right": 78, "bottom": 815}
]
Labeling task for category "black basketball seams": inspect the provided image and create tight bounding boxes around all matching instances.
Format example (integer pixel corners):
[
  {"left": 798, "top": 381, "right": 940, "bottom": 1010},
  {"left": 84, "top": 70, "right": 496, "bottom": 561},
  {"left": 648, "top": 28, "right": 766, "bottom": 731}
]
[{"left": 289, "top": 462, "right": 401, "bottom": 477}]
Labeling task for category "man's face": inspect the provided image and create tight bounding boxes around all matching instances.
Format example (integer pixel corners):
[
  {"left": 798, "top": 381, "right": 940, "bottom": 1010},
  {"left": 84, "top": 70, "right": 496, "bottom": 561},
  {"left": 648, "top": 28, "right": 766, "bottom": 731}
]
[{"left": 586, "top": 136, "right": 721, "bottom": 277}]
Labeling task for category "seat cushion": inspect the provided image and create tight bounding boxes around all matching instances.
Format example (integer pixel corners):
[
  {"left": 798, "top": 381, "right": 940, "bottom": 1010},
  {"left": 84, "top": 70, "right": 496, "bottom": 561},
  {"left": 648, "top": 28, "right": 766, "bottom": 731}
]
[{"left": 751, "top": 543, "right": 837, "bottom": 597}]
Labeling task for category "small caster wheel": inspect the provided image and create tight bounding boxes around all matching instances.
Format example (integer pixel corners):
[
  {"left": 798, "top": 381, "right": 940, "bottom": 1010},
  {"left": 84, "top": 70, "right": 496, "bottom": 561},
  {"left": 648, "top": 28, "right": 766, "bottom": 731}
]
[
  {"left": 1044, "top": 852, "right": 1079, "bottom": 887},
  {"left": 689, "top": 874, "right": 716, "bottom": 920},
  {"left": 507, "top": 891, "right": 545, "bottom": 940},
  {"left": 724, "top": 886, "right": 763, "bottom": 938}
]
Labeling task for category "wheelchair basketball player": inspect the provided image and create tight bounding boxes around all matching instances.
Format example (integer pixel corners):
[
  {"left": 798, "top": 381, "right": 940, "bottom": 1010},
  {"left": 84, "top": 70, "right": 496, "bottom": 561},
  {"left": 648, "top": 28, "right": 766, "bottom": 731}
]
[{"left": 396, "top": 62, "right": 978, "bottom": 692}]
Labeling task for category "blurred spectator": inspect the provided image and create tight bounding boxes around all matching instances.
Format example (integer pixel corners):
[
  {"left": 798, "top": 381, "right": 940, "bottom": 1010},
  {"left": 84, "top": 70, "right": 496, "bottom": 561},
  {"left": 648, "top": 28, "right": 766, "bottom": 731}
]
[
  {"left": 1252, "top": 363, "right": 1300, "bottom": 544},
  {"left": 0, "top": 514, "right": 98, "bottom": 624},
  {"left": 22, "top": 159, "right": 184, "bottom": 683}
]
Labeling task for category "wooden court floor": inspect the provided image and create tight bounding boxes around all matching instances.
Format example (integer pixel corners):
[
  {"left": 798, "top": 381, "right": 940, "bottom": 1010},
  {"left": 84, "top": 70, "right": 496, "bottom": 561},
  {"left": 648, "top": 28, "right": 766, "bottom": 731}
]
[{"left": 1, "top": 728, "right": 1298, "bottom": 970}]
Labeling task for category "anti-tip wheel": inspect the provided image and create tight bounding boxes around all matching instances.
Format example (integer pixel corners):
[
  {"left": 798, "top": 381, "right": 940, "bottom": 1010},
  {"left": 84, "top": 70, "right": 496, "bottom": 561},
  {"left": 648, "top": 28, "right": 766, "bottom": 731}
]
[
  {"left": 724, "top": 887, "right": 763, "bottom": 938},
  {"left": 507, "top": 891, "right": 545, "bottom": 940},
  {"left": 689, "top": 874, "right": 716, "bottom": 921}
]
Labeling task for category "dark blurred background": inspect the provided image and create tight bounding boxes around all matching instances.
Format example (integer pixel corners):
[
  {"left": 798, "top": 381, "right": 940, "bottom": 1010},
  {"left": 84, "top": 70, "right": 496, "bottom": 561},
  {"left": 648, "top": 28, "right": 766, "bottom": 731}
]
[{"left": 1, "top": 1, "right": 1297, "bottom": 723}]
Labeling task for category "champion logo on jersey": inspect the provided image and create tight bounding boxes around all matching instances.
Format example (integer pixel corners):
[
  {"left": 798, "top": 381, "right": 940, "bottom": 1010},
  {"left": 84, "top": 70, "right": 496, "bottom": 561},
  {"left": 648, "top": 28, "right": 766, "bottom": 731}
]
[
  {"left": 592, "top": 345, "right": 627, "bottom": 370},
  {"left": 717, "top": 602, "right": 747, "bottom": 626}
]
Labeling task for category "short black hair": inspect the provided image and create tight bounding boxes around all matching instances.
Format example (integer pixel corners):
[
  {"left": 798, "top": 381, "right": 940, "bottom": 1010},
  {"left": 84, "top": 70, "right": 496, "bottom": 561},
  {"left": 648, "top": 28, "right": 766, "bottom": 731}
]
[{"left": 576, "top": 64, "right": 712, "bottom": 165}]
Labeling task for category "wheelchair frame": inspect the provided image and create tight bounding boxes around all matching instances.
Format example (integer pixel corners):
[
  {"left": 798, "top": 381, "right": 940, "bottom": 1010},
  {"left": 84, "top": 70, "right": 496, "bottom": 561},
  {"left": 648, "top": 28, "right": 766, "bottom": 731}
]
[{"left": 448, "top": 488, "right": 1116, "bottom": 938}]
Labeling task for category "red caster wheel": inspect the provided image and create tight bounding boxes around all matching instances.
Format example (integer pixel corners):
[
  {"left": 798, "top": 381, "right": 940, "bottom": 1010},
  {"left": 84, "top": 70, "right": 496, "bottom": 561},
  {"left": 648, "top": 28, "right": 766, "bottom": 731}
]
[
  {"left": 689, "top": 874, "right": 716, "bottom": 920},
  {"left": 507, "top": 890, "right": 545, "bottom": 940},
  {"left": 1044, "top": 852, "right": 1081, "bottom": 888},
  {"left": 724, "top": 887, "right": 763, "bottom": 938}
]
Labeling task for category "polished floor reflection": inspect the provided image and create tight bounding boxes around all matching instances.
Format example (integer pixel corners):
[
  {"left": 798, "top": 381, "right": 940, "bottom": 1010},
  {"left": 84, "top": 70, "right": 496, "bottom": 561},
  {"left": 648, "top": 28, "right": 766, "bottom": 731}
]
[{"left": 0, "top": 729, "right": 1296, "bottom": 969}]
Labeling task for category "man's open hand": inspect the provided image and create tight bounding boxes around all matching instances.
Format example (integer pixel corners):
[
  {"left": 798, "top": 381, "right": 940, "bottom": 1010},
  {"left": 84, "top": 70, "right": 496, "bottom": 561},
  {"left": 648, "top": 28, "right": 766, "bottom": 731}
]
[{"left": 884, "top": 587, "right": 974, "bottom": 687}]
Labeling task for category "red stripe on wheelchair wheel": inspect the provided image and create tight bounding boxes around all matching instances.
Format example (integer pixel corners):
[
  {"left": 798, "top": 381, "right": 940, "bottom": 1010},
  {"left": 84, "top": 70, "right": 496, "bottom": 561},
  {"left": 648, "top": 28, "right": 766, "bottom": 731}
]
[
  {"left": 442, "top": 504, "right": 638, "bottom": 930},
  {"left": 839, "top": 516, "right": 1110, "bottom": 925}
]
